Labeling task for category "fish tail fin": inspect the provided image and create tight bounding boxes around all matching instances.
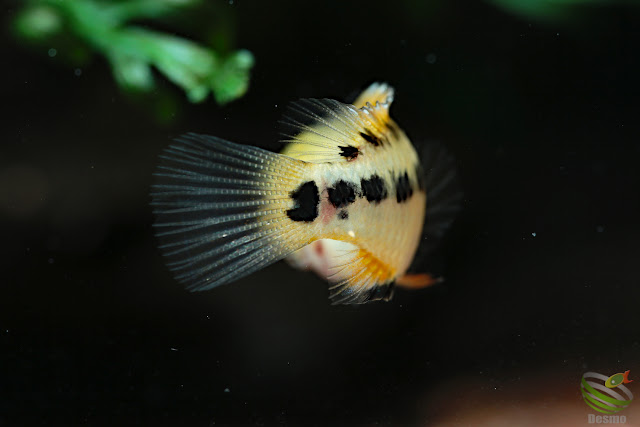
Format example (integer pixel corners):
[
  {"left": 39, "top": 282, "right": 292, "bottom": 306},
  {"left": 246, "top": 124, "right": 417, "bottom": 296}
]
[{"left": 151, "top": 133, "right": 318, "bottom": 291}]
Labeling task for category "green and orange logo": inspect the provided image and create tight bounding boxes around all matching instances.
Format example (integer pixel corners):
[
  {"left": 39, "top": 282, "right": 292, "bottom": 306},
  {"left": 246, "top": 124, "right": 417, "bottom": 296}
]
[{"left": 581, "top": 371, "right": 634, "bottom": 414}]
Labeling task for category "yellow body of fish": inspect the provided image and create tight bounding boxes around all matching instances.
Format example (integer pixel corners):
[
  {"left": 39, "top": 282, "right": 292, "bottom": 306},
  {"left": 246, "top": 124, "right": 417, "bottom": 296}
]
[{"left": 152, "top": 83, "right": 458, "bottom": 304}]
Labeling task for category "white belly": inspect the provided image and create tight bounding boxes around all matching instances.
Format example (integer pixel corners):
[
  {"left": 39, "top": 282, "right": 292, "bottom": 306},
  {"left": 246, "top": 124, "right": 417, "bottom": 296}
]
[{"left": 286, "top": 239, "right": 359, "bottom": 283}]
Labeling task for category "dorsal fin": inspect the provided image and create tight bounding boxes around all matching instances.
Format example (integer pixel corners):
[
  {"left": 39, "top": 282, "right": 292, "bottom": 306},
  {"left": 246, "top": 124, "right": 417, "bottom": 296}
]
[
  {"left": 352, "top": 82, "right": 394, "bottom": 110},
  {"left": 279, "top": 83, "right": 397, "bottom": 163}
]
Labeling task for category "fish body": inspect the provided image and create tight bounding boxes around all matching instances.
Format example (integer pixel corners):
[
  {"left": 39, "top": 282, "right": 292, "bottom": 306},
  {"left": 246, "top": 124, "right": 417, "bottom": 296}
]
[
  {"left": 152, "top": 83, "right": 459, "bottom": 304},
  {"left": 605, "top": 371, "right": 633, "bottom": 388}
]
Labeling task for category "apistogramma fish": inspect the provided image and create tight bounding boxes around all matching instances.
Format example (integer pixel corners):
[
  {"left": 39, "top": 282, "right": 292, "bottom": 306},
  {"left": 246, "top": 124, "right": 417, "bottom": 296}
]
[{"left": 151, "top": 83, "right": 461, "bottom": 304}]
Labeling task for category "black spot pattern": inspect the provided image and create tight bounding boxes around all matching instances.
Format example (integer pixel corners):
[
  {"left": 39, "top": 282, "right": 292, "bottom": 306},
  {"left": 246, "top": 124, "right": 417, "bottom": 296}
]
[
  {"left": 328, "top": 180, "right": 357, "bottom": 208},
  {"left": 395, "top": 172, "right": 413, "bottom": 203},
  {"left": 360, "top": 130, "right": 382, "bottom": 147},
  {"left": 338, "top": 210, "right": 348, "bottom": 220},
  {"left": 338, "top": 145, "right": 359, "bottom": 160},
  {"left": 287, "top": 181, "right": 319, "bottom": 222},
  {"left": 360, "top": 175, "right": 388, "bottom": 203}
]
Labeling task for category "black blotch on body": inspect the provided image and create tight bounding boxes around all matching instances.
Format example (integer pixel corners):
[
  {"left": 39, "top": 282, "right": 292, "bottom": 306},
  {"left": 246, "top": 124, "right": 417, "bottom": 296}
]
[
  {"left": 328, "top": 180, "right": 357, "bottom": 208},
  {"left": 360, "top": 130, "right": 382, "bottom": 147},
  {"left": 395, "top": 171, "right": 413, "bottom": 203},
  {"left": 338, "top": 145, "right": 359, "bottom": 161},
  {"left": 287, "top": 181, "right": 319, "bottom": 222},
  {"left": 338, "top": 210, "right": 349, "bottom": 220},
  {"left": 360, "top": 175, "right": 388, "bottom": 203}
]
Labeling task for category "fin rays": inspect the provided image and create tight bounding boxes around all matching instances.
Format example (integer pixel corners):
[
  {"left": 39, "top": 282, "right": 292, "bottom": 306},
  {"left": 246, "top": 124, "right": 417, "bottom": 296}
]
[
  {"left": 152, "top": 133, "right": 315, "bottom": 292},
  {"left": 323, "top": 248, "right": 396, "bottom": 304},
  {"left": 278, "top": 95, "right": 391, "bottom": 163}
]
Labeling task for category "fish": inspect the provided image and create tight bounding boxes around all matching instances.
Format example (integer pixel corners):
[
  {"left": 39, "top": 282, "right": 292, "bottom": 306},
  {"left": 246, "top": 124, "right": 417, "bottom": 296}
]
[
  {"left": 605, "top": 371, "right": 633, "bottom": 388},
  {"left": 151, "top": 83, "right": 461, "bottom": 304}
]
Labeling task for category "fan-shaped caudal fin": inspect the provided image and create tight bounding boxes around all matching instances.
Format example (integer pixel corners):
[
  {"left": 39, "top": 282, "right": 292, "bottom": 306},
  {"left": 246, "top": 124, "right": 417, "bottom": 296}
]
[{"left": 151, "top": 133, "right": 319, "bottom": 291}]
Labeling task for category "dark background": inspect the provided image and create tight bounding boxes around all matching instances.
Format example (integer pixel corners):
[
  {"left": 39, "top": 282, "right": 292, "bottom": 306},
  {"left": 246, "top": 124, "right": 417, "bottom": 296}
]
[{"left": 3, "top": 1, "right": 640, "bottom": 425}]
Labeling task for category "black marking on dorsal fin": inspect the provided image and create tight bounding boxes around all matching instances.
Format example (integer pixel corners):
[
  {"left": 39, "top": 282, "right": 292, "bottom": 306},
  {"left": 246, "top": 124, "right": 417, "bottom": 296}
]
[
  {"left": 278, "top": 97, "right": 373, "bottom": 163},
  {"left": 360, "top": 130, "right": 382, "bottom": 147},
  {"left": 287, "top": 181, "right": 319, "bottom": 222},
  {"left": 338, "top": 145, "right": 359, "bottom": 160}
]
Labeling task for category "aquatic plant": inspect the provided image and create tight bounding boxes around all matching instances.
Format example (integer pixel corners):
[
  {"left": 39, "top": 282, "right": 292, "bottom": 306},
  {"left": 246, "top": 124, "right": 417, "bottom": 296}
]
[
  {"left": 13, "top": 0, "right": 254, "bottom": 105},
  {"left": 488, "top": 0, "right": 635, "bottom": 21}
]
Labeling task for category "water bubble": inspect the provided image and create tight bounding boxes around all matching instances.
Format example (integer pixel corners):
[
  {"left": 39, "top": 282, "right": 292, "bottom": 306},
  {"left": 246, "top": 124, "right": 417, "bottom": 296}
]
[{"left": 48, "top": 48, "right": 57, "bottom": 57}]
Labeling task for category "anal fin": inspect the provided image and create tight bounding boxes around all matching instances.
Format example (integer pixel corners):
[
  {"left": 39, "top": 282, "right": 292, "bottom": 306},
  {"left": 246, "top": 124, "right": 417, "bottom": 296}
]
[{"left": 327, "top": 248, "right": 396, "bottom": 305}]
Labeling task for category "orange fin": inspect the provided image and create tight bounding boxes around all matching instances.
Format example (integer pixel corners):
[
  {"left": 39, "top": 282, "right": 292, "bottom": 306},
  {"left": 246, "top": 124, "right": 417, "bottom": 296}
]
[
  {"left": 396, "top": 273, "right": 443, "bottom": 290},
  {"left": 352, "top": 82, "right": 394, "bottom": 111},
  {"left": 328, "top": 249, "right": 396, "bottom": 305}
]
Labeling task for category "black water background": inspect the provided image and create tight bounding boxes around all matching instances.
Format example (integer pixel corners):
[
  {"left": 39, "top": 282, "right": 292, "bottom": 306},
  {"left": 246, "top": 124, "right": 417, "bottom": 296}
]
[{"left": 2, "top": 1, "right": 640, "bottom": 425}]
